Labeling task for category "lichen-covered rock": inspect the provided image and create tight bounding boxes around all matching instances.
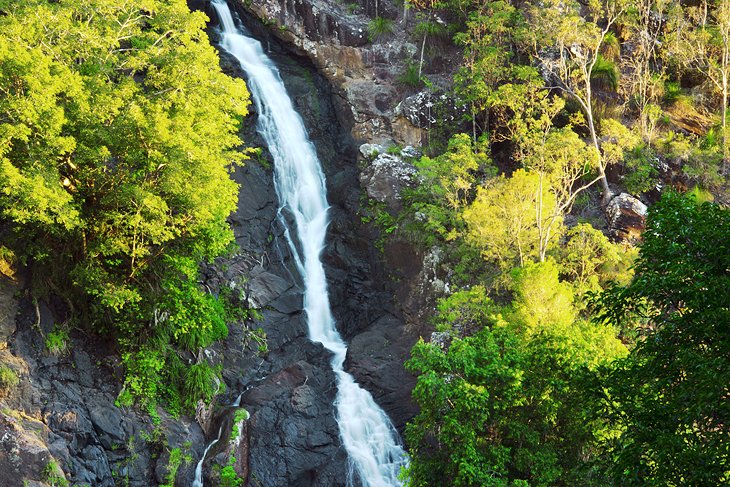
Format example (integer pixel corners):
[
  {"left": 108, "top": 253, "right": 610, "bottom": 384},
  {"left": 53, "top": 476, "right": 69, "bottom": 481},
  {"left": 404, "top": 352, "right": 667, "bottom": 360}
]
[
  {"left": 606, "top": 193, "right": 648, "bottom": 242},
  {"left": 0, "top": 414, "right": 60, "bottom": 487},
  {"left": 396, "top": 90, "right": 469, "bottom": 129},
  {"left": 359, "top": 148, "right": 417, "bottom": 208}
]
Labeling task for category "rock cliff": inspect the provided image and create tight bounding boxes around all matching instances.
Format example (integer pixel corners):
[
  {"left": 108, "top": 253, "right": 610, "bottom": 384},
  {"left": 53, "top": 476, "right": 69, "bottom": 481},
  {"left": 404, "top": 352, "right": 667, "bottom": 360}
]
[{"left": 0, "top": 1, "right": 428, "bottom": 485}]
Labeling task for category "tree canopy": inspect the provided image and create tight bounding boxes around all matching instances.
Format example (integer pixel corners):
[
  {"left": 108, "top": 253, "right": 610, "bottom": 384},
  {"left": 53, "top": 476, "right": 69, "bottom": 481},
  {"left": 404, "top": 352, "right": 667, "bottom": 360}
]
[
  {"left": 0, "top": 0, "right": 251, "bottom": 409},
  {"left": 593, "top": 193, "right": 730, "bottom": 485}
]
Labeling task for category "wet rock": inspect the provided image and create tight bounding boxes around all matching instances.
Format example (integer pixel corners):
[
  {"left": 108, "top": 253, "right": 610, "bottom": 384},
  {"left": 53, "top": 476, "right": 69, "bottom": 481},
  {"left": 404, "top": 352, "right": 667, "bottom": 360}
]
[
  {"left": 246, "top": 267, "right": 295, "bottom": 308},
  {"left": 245, "top": 362, "right": 346, "bottom": 487},
  {"left": 606, "top": 193, "right": 648, "bottom": 242},
  {"left": 344, "top": 314, "right": 417, "bottom": 431}
]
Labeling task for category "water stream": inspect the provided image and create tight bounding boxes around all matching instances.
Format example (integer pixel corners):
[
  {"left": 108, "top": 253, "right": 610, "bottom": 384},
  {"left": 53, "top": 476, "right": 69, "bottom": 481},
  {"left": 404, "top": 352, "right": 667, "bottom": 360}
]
[{"left": 208, "top": 1, "right": 409, "bottom": 485}]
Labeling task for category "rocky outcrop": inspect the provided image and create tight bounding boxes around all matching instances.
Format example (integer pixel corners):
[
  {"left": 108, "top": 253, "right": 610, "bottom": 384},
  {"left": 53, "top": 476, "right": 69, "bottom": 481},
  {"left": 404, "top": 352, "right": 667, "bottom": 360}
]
[
  {"left": 0, "top": 281, "right": 207, "bottom": 486},
  {"left": 606, "top": 193, "right": 648, "bottom": 242},
  {"left": 397, "top": 90, "right": 469, "bottom": 129},
  {"left": 225, "top": 0, "right": 460, "bottom": 147},
  {"left": 358, "top": 144, "right": 418, "bottom": 209}
]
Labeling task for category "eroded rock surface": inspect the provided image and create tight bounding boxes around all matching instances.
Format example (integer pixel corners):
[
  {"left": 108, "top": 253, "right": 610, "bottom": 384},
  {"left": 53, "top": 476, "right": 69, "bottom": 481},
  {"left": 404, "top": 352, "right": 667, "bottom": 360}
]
[{"left": 606, "top": 193, "right": 648, "bottom": 242}]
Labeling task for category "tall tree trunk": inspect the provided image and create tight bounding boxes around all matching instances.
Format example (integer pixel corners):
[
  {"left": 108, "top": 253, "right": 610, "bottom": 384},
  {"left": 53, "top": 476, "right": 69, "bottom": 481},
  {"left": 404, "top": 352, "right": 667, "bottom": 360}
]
[
  {"left": 723, "top": 76, "right": 728, "bottom": 173},
  {"left": 585, "top": 84, "right": 612, "bottom": 203},
  {"left": 418, "top": 31, "right": 427, "bottom": 79}
]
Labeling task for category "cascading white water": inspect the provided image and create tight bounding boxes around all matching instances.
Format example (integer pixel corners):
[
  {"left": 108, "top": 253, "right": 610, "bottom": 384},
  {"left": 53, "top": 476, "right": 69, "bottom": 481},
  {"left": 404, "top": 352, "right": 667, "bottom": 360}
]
[
  {"left": 192, "top": 424, "right": 223, "bottom": 487},
  {"left": 211, "top": 1, "right": 409, "bottom": 485}
]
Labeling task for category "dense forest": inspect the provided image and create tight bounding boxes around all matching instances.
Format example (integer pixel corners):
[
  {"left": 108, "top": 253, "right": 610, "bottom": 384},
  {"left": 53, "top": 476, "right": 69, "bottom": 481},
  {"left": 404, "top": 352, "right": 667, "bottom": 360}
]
[
  {"left": 380, "top": 0, "right": 730, "bottom": 485},
  {"left": 0, "top": 0, "right": 728, "bottom": 485},
  {"left": 0, "top": 0, "right": 252, "bottom": 414}
]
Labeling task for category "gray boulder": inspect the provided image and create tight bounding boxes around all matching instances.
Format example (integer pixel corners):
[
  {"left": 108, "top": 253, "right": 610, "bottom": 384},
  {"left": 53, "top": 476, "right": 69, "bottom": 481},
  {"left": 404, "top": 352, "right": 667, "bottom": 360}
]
[
  {"left": 606, "top": 193, "right": 648, "bottom": 242},
  {"left": 359, "top": 146, "right": 417, "bottom": 209}
]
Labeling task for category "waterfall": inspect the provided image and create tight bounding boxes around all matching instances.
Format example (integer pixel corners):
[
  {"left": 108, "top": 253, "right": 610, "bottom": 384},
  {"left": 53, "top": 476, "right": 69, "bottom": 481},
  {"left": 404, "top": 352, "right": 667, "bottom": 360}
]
[
  {"left": 192, "top": 424, "right": 223, "bottom": 487},
  {"left": 210, "top": 1, "right": 409, "bottom": 486}
]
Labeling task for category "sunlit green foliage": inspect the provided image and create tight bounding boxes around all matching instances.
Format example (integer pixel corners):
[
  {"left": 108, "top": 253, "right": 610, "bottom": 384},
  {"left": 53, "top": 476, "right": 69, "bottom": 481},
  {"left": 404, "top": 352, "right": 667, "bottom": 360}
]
[
  {"left": 0, "top": 0, "right": 251, "bottom": 409},
  {"left": 0, "top": 365, "right": 19, "bottom": 396},
  {"left": 593, "top": 193, "right": 730, "bottom": 485},
  {"left": 405, "top": 133, "right": 492, "bottom": 244},
  {"left": 556, "top": 223, "right": 636, "bottom": 300},
  {"left": 463, "top": 169, "right": 559, "bottom": 270},
  {"left": 406, "top": 279, "right": 626, "bottom": 486},
  {"left": 396, "top": 0, "right": 730, "bottom": 484}
]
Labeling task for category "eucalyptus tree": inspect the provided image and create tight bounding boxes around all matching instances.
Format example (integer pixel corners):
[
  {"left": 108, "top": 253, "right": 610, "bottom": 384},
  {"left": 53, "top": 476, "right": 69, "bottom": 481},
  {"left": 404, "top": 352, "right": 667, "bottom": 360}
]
[
  {"left": 489, "top": 76, "right": 600, "bottom": 263},
  {"left": 525, "top": 0, "right": 628, "bottom": 203},
  {"left": 623, "top": 0, "right": 669, "bottom": 141}
]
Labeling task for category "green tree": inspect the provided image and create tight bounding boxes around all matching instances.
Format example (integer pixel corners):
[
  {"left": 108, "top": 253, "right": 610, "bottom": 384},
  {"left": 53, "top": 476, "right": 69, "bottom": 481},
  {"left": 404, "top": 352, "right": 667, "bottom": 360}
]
[
  {"left": 405, "top": 282, "right": 626, "bottom": 486},
  {"left": 667, "top": 0, "right": 730, "bottom": 170},
  {"left": 0, "top": 0, "right": 251, "bottom": 408},
  {"left": 594, "top": 192, "right": 730, "bottom": 485},
  {"left": 525, "top": 0, "right": 628, "bottom": 202},
  {"left": 407, "top": 133, "right": 492, "bottom": 243},
  {"left": 557, "top": 223, "right": 636, "bottom": 300},
  {"left": 463, "top": 169, "right": 560, "bottom": 270},
  {"left": 492, "top": 77, "right": 601, "bottom": 261},
  {"left": 453, "top": 0, "right": 523, "bottom": 141}
]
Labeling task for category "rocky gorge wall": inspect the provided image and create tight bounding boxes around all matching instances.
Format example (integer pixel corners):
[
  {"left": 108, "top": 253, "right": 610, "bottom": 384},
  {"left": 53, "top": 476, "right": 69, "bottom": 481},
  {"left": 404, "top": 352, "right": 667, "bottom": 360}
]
[{"left": 0, "top": 1, "right": 431, "bottom": 485}]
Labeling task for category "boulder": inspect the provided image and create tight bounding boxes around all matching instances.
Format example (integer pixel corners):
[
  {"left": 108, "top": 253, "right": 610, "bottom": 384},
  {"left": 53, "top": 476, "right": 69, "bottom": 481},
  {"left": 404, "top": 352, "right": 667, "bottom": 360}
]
[
  {"left": 397, "top": 90, "right": 469, "bottom": 129},
  {"left": 359, "top": 146, "right": 417, "bottom": 209},
  {"left": 606, "top": 193, "right": 648, "bottom": 242}
]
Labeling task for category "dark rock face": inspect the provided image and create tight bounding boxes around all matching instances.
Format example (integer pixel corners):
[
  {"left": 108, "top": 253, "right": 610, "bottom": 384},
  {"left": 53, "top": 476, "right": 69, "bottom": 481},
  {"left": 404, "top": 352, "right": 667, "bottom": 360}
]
[
  {"left": 0, "top": 294, "right": 207, "bottom": 487},
  {"left": 343, "top": 314, "right": 418, "bottom": 431}
]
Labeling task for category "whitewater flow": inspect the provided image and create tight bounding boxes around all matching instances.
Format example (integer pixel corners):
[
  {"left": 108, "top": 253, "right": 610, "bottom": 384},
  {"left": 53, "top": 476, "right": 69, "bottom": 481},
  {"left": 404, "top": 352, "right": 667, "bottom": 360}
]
[{"left": 211, "top": 1, "right": 409, "bottom": 485}]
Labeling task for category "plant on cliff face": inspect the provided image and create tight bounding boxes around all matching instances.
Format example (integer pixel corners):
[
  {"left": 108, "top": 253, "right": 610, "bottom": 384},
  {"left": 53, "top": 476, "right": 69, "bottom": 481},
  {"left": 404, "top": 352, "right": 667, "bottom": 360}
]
[
  {"left": 160, "top": 448, "right": 190, "bottom": 487},
  {"left": 0, "top": 365, "right": 19, "bottom": 396},
  {"left": 219, "top": 459, "right": 243, "bottom": 487},
  {"left": 367, "top": 17, "right": 395, "bottom": 42},
  {"left": 45, "top": 327, "right": 70, "bottom": 356},
  {"left": 42, "top": 460, "right": 69, "bottom": 487}
]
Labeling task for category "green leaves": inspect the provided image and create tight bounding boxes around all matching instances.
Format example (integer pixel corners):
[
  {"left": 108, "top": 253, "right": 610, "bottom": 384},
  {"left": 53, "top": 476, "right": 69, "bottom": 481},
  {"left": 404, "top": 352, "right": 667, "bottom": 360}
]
[
  {"left": 595, "top": 193, "right": 730, "bottom": 485},
  {"left": 406, "top": 279, "right": 626, "bottom": 486},
  {"left": 0, "top": 0, "right": 252, "bottom": 409},
  {"left": 463, "top": 169, "right": 559, "bottom": 269}
]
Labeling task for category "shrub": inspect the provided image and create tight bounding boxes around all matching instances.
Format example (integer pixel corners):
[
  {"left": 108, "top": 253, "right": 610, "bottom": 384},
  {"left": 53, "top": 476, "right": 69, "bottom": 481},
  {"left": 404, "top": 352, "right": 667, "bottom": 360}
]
[
  {"left": 160, "top": 448, "right": 184, "bottom": 487},
  {"left": 397, "top": 62, "right": 423, "bottom": 88},
  {"left": 0, "top": 365, "right": 19, "bottom": 396},
  {"left": 183, "top": 362, "right": 221, "bottom": 410},
  {"left": 367, "top": 17, "right": 394, "bottom": 42},
  {"left": 623, "top": 144, "right": 659, "bottom": 195},
  {"left": 220, "top": 459, "right": 243, "bottom": 487},
  {"left": 42, "top": 460, "right": 69, "bottom": 487},
  {"left": 45, "top": 327, "right": 70, "bottom": 356}
]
